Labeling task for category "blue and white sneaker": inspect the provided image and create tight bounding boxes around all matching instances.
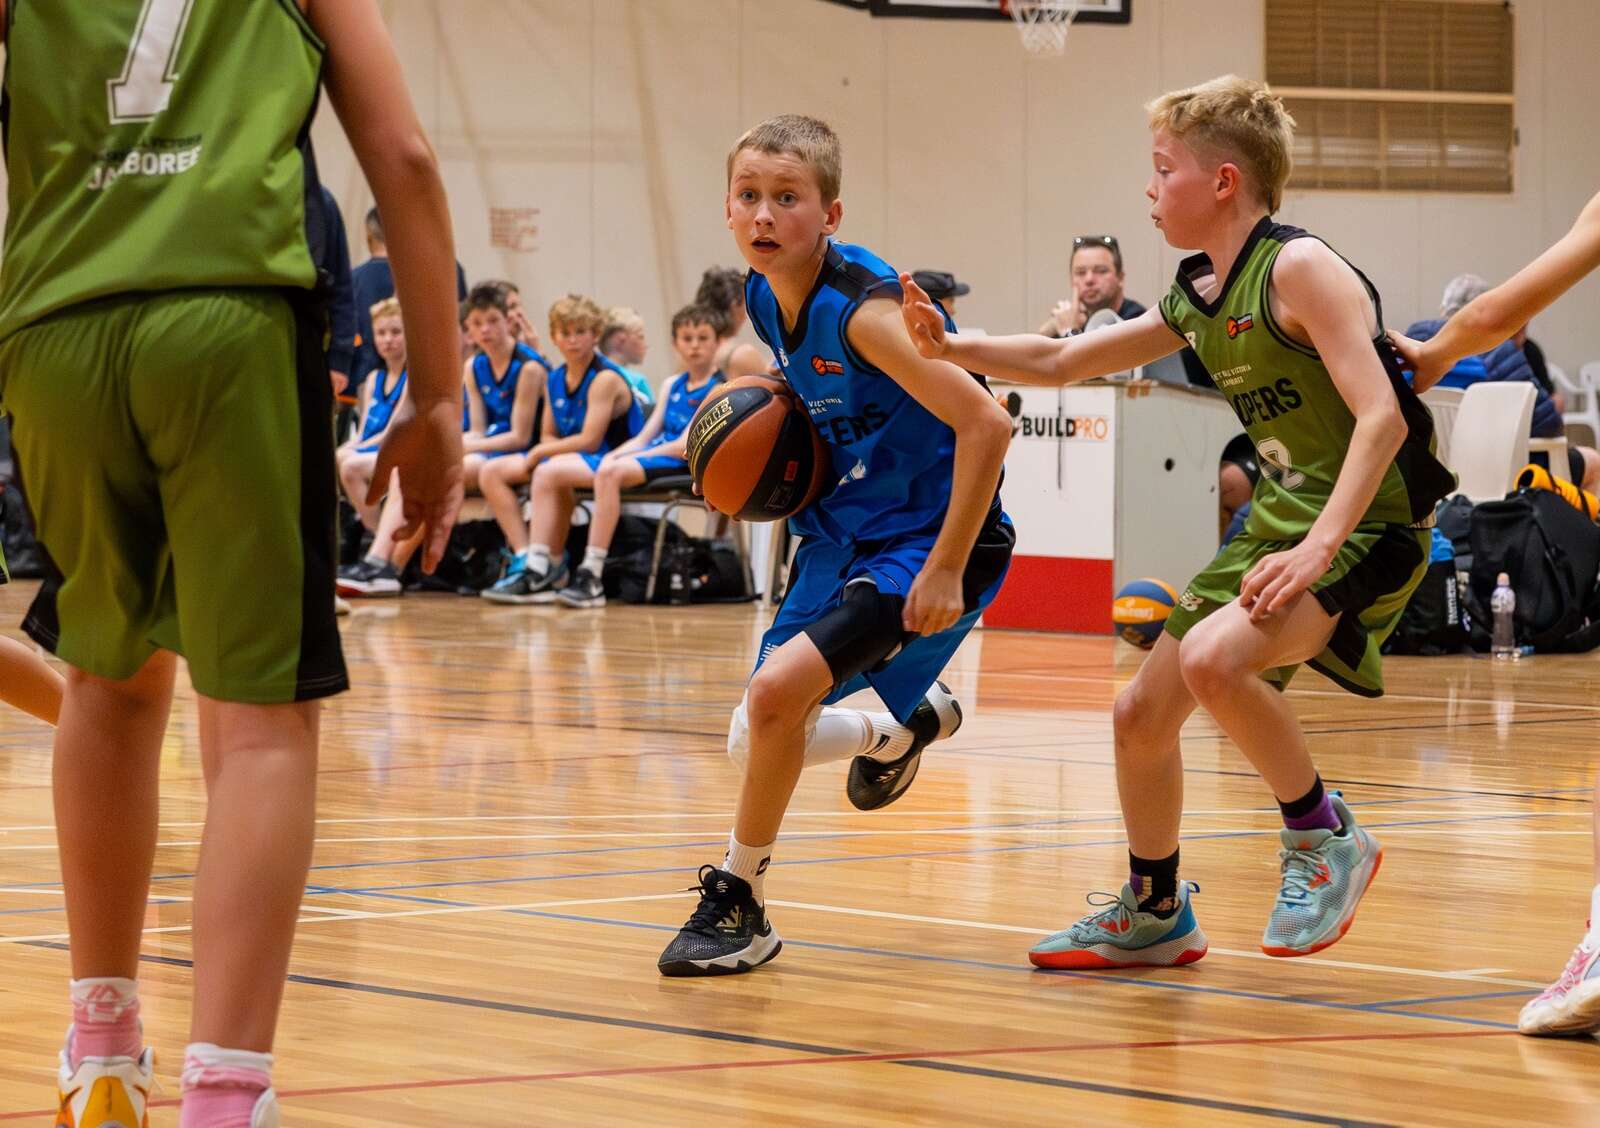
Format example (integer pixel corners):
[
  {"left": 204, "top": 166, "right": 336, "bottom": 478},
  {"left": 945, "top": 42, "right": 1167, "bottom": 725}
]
[
  {"left": 482, "top": 557, "right": 567, "bottom": 604},
  {"left": 1262, "top": 793, "right": 1382, "bottom": 957},
  {"left": 1029, "top": 881, "right": 1207, "bottom": 969},
  {"left": 1520, "top": 937, "right": 1600, "bottom": 1036}
]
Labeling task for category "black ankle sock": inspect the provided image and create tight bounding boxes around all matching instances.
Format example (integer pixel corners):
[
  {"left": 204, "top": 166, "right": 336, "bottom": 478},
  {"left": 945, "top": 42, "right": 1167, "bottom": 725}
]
[{"left": 1129, "top": 848, "right": 1181, "bottom": 918}]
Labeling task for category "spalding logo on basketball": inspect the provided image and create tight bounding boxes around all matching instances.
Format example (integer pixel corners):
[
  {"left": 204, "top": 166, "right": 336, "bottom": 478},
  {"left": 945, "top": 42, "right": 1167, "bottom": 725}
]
[
  {"left": 1111, "top": 578, "right": 1177, "bottom": 649},
  {"left": 685, "top": 374, "right": 830, "bottom": 521}
]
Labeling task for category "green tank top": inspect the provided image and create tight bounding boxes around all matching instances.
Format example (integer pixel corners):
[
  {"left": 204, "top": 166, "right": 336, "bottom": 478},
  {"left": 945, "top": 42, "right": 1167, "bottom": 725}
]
[
  {"left": 0, "top": 0, "right": 326, "bottom": 340},
  {"left": 1159, "top": 218, "right": 1454, "bottom": 539}
]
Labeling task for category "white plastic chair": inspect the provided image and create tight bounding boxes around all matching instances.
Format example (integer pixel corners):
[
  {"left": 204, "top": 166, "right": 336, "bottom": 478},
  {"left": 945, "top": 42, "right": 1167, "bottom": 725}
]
[
  {"left": 1450, "top": 382, "right": 1535, "bottom": 501},
  {"left": 1418, "top": 385, "right": 1463, "bottom": 466},
  {"left": 1565, "top": 362, "right": 1600, "bottom": 446}
]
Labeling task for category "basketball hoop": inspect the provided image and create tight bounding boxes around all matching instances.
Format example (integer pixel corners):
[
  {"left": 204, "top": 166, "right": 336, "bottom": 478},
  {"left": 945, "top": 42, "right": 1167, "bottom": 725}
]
[{"left": 1000, "top": 0, "right": 1080, "bottom": 56}]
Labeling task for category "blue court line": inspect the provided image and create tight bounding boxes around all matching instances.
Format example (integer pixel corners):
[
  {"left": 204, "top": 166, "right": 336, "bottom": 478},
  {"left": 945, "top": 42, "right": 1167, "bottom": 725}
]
[
  {"left": 312, "top": 808, "right": 1567, "bottom": 896},
  {"left": 9, "top": 938, "right": 1392, "bottom": 1125},
  {"left": 1356, "top": 990, "right": 1534, "bottom": 1009},
  {"left": 284, "top": 886, "right": 1517, "bottom": 1033}
]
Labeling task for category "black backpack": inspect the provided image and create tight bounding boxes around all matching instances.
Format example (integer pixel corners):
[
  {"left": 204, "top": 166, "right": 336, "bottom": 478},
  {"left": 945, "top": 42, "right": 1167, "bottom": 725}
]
[{"left": 1464, "top": 488, "right": 1600, "bottom": 653}]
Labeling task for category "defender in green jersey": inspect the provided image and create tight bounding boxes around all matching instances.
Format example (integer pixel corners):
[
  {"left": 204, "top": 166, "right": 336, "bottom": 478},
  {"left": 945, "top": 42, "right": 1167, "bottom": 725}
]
[
  {"left": 902, "top": 75, "right": 1454, "bottom": 972},
  {"left": 0, "top": 3, "right": 463, "bottom": 1125}
]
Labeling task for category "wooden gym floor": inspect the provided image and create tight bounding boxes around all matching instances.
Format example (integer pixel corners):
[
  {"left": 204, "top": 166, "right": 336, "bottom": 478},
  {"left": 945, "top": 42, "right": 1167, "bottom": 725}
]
[{"left": 2, "top": 581, "right": 1598, "bottom": 1125}]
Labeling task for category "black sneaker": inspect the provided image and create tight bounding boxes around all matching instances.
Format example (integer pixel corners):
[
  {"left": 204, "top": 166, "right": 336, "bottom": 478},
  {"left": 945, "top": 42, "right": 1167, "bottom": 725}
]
[
  {"left": 556, "top": 566, "right": 606, "bottom": 609},
  {"left": 657, "top": 865, "right": 782, "bottom": 977},
  {"left": 846, "top": 680, "right": 963, "bottom": 811},
  {"left": 480, "top": 559, "right": 568, "bottom": 605},
  {"left": 337, "top": 558, "right": 401, "bottom": 598}
]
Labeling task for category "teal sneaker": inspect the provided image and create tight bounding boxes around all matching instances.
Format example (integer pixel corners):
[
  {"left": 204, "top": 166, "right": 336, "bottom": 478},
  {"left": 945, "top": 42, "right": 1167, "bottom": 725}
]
[
  {"left": 1029, "top": 882, "right": 1207, "bottom": 970},
  {"left": 1262, "top": 793, "right": 1382, "bottom": 957},
  {"left": 1519, "top": 937, "right": 1600, "bottom": 1036}
]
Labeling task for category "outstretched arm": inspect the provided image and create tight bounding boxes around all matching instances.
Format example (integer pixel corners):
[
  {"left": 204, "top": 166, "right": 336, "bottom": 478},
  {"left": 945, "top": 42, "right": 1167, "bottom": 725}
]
[
  {"left": 900, "top": 274, "right": 1182, "bottom": 386},
  {"left": 1392, "top": 190, "right": 1600, "bottom": 391}
]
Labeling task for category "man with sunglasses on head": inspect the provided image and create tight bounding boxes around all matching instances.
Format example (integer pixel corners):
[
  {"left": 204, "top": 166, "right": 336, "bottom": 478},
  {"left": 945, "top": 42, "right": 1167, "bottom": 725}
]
[{"left": 1039, "top": 234, "right": 1143, "bottom": 337}]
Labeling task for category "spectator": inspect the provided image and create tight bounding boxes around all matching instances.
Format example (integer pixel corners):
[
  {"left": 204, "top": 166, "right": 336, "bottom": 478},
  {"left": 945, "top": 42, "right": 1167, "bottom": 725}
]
[
  {"left": 336, "top": 299, "right": 409, "bottom": 597},
  {"left": 350, "top": 205, "right": 469, "bottom": 388},
  {"left": 1407, "top": 274, "right": 1598, "bottom": 488},
  {"left": 310, "top": 186, "right": 357, "bottom": 396},
  {"left": 485, "top": 278, "right": 545, "bottom": 356},
  {"left": 1037, "top": 235, "right": 1145, "bottom": 336},
  {"left": 911, "top": 270, "right": 970, "bottom": 319},
  {"left": 696, "top": 265, "right": 771, "bottom": 378},
  {"left": 460, "top": 283, "right": 548, "bottom": 493},
  {"left": 599, "top": 306, "right": 657, "bottom": 404}
]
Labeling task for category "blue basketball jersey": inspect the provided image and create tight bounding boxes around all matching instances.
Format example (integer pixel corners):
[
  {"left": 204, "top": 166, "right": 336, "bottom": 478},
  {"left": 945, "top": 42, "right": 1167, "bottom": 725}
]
[
  {"left": 471, "top": 349, "right": 535, "bottom": 437},
  {"left": 359, "top": 366, "right": 407, "bottom": 443},
  {"left": 547, "top": 354, "right": 646, "bottom": 453},
  {"left": 650, "top": 371, "right": 724, "bottom": 448},
  {"left": 745, "top": 239, "right": 998, "bottom": 545}
]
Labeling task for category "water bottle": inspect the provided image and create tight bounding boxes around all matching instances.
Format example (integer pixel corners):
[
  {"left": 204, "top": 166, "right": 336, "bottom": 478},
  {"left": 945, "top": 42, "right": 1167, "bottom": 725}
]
[{"left": 1490, "top": 572, "right": 1518, "bottom": 660}]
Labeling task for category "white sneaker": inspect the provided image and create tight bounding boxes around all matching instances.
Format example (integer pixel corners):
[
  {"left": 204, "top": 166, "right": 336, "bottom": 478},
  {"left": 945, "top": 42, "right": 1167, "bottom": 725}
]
[
  {"left": 1520, "top": 938, "right": 1600, "bottom": 1036},
  {"left": 55, "top": 1027, "right": 154, "bottom": 1128}
]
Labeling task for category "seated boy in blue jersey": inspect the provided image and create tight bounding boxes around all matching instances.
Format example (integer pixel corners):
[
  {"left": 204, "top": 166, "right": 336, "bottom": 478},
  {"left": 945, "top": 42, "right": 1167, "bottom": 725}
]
[
  {"left": 599, "top": 305, "right": 657, "bottom": 406},
  {"left": 461, "top": 283, "right": 547, "bottom": 493},
  {"left": 482, "top": 293, "right": 646, "bottom": 603},
  {"left": 557, "top": 304, "right": 726, "bottom": 609},
  {"left": 657, "top": 115, "right": 1014, "bottom": 977},
  {"left": 336, "top": 298, "right": 410, "bottom": 595}
]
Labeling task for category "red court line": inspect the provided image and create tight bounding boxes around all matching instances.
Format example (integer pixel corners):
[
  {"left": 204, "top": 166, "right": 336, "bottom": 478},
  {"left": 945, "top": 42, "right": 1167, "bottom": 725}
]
[{"left": 0, "top": 1027, "right": 1515, "bottom": 1118}]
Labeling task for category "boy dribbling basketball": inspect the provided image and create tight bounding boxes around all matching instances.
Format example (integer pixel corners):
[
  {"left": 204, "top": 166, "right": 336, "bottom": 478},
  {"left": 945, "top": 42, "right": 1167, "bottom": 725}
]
[
  {"left": 658, "top": 115, "right": 1014, "bottom": 977},
  {"left": 902, "top": 76, "right": 1455, "bottom": 969}
]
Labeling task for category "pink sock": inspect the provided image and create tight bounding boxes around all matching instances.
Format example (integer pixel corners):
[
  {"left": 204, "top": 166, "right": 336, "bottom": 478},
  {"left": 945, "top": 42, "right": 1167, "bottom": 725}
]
[
  {"left": 180, "top": 1044, "right": 272, "bottom": 1128},
  {"left": 69, "top": 977, "right": 142, "bottom": 1067}
]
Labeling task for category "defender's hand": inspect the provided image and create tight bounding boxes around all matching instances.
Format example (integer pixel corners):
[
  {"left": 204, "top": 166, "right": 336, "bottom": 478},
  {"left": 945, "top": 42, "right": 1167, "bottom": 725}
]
[
  {"left": 904, "top": 563, "right": 964, "bottom": 637},
  {"left": 1386, "top": 330, "right": 1449, "bottom": 392},
  {"left": 898, "top": 273, "right": 950, "bottom": 360},
  {"left": 367, "top": 397, "right": 465, "bottom": 573}
]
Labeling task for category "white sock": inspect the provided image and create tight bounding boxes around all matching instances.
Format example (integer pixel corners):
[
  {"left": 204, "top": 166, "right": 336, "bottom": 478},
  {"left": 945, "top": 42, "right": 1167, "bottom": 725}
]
[
  {"left": 862, "top": 712, "right": 915, "bottom": 762},
  {"left": 722, "top": 834, "right": 773, "bottom": 903},
  {"left": 582, "top": 545, "right": 607, "bottom": 574},
  {"left": 806, "top": 708, "right": 874, "bottom": 767},
  {"left": 1586, "top": 883, "right": 1600, "bottom": 949},
  {"left": 526, "top": 543, "right": 551, "bottom": 573}
]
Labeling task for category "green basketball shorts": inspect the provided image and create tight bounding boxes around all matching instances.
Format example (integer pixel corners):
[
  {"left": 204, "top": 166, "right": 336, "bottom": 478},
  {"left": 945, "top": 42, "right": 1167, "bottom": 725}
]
[
  {"left": 1164, "top": 521, "right": 1431, "bottom": 698},
  {"left": 0, "top": 287, "right": 347, "bottom": 702}
]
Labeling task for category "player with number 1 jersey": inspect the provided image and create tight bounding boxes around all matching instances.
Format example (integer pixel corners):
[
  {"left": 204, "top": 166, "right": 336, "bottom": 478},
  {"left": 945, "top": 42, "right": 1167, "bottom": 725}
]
[{"left": 0, "top": 3, "right": 463, "bottom": 1126}]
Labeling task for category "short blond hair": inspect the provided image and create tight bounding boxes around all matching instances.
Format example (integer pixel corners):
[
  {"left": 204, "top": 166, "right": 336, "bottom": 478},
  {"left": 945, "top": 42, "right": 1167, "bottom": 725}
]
[
  {"left": 1146, "top": 75, "right": 1296, "bottom": 213},
  {"left": 369, "top": 297, "right": 402, "bottom": 324},
  {"left": 601, "top": 305, "right": 643, "bottom": 350},
  {"left": 726, "top": 114, "right": 841, "bottom": 203},
  {"left": 548, "top": 293, "right": 605, "bottom": 336}
]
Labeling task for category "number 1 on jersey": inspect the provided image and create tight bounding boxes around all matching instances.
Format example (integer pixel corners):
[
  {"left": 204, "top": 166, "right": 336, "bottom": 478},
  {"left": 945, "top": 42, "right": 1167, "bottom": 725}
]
[{"left": 108, "top": 0, "right": 196, "bottom": 123}]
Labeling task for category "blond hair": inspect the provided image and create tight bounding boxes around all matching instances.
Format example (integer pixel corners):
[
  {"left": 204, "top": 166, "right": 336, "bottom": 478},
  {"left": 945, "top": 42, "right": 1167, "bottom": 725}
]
[
  {"left": 726, "top": 114, "right": 841, "bottom": 203},
  {"left": 369, "top": 297, "right": 402, "bottom": 324},
  {"left": 1146, "top": 75, "right": 1296, "bottom": 213},
  {"left": 601, "top": 305, "right": 643, "bottom": 350},
  {"left": 548, "top": 293, "right": 606, "bottom": 336}
]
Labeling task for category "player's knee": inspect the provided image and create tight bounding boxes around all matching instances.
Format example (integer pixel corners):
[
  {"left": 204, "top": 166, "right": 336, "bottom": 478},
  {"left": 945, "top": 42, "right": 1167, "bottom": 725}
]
[
  {"left": 744, "top": 665, "right": 806, "bottom": 733},
  {"left": 1112, "top": 681, "right": 1174, "bottom": 749},
  {"left": 1176, "top": 629, "right": 1236, "bottom": 701},
  {"left": 726, "top": 696, "right": 750, "bottom": 771}
]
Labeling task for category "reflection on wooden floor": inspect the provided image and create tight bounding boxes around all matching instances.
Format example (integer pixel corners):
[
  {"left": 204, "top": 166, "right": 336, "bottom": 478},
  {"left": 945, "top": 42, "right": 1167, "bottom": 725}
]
[{"left": 2, "top": 582, "right": 1598, "bottom": 1125}]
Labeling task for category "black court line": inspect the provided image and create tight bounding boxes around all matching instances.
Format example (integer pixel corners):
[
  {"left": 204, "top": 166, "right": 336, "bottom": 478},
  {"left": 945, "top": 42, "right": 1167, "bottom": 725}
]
[{"left": 16, "top": 941, "right": 1391, "bottom": 1125}]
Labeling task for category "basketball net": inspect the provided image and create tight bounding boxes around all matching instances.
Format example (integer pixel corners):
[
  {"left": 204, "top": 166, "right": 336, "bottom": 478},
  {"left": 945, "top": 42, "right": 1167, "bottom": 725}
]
[{"left": 1001, "top": 0, "right": 1080, "bottom": 56}]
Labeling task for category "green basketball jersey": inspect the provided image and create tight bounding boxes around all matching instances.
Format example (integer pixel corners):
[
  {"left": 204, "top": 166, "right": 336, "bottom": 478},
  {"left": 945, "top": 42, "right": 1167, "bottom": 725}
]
[
  {"left": 1159, "top": 218, "right": 1454, "bottom": 539},
  {"left": 0, "top": 0, "right": 326, "bottom": 341}
]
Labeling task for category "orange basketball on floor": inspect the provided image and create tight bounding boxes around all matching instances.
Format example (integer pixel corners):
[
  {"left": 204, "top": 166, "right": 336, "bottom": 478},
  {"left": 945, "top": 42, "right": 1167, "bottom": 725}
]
[{"left": 685, "top": 374, "right": 830, "bottom": 521}]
